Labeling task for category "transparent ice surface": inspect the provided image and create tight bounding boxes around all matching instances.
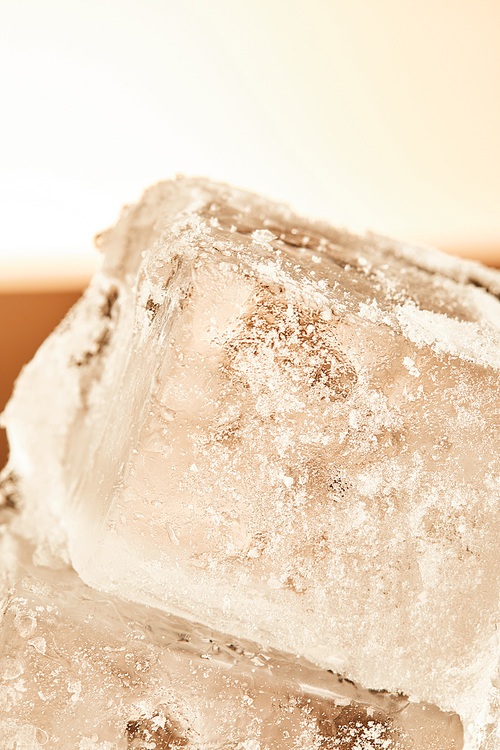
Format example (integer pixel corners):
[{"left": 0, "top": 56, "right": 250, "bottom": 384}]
[
  {"left": 0, "top": 527, "right": 463, "bottom": 749},
  {"left": 2, "top": 178, "right": 500, "bottom": 747}
]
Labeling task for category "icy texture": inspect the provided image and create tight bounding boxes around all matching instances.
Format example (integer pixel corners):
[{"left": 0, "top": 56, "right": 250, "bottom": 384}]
[
  {"left": 0, "top": 524, "right": 462, "bottom": 749},
  {"left": 2, "top": 178, "right": 500, "bottom": 747}
]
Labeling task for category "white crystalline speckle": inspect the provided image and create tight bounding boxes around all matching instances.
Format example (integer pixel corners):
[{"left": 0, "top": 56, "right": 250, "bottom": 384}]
[
  {"left": 396, "top": 300, "right": 500, "bottom": 370},
  {"left": 402, "top": 356, "right": 420, "bottom": 377},
  {"left": 255, "top": 260, "right": 284, "bottom": 282},
  {"left": 251, "top": 229, "right": 276, "bottom": 245},
  {"left": 358, "top": 300, "right": 382, "bottom": 323},
  {"left": 68, "top": 679, "right": 82, "bottom": 702}
]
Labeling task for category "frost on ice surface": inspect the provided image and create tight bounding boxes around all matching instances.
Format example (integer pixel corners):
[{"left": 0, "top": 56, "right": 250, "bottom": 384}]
[
  {"left": 0, "top": 528, "right": 463, "bottom": 749},
  {"left": 1, "top": 177, "right": 500, "bottom": 748}
]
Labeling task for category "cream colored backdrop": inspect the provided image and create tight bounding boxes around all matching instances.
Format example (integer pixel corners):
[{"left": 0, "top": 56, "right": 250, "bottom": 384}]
[{"left": 1, "top": 0, "right": 500, "bottom": 287}]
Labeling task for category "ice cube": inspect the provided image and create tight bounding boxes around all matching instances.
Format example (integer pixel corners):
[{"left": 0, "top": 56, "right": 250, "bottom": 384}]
[
  {"left": 2, "top": 178, "right": 500, "bottom": 747},
  {"left": 0, "top": 527, "right": 463, "bottom": 749}
]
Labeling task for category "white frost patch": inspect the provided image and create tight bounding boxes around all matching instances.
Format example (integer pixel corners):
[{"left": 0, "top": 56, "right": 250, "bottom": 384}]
[
  {"left": 358, "top": 300, "right": 382, "bottom": 323},
  {"left": 251, "top": 229, "right": 276, "bottom": 246},
  {"left": 403, "top": 357, "right": 420, "bottom": 377},
  {"left": 396, "top": 301, "right": 500, "bottom": 371}
]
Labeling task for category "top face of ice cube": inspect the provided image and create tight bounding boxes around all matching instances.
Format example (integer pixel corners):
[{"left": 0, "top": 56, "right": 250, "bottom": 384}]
[
  {"left": 4, "top": 178, "right": 500, "bottom": 730},
  {"left": 99, "top": 177, "right": 500, "bottom": 327}
]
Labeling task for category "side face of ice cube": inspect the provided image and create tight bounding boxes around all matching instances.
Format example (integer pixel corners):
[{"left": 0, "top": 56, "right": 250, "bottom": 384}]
[{"left": 3, "top": 178, "right": 500, "bottom": 744}]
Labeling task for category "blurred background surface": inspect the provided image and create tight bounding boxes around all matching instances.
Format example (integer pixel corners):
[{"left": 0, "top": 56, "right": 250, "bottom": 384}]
[{"left": 1, "top": 0, "right": 500, "bottom": 465}]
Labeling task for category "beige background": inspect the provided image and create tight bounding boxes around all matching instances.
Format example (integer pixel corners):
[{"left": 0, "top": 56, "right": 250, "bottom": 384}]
[{"left": 1, "top": 0, "right": 500, "bottom": 288}]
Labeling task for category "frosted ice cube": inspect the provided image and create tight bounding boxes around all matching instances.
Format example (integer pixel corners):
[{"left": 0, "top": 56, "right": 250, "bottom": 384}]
[
  {"left": 0, "top": 528, "right": 463, "bottom": 749},
  {"left": 2, "top": 178, "right": 500, "bottom": 747}
]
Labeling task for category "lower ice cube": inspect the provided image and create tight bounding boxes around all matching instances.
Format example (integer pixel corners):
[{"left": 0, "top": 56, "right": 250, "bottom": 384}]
[{"left": 0, "top": 525, "right": 462, "bottom": 749}]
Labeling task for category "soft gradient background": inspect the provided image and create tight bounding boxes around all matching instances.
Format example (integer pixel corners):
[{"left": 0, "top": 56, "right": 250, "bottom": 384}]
[
  {"left": 1, "top": 0, "right": 500, "bottom": 288},
  {"left": 1, "top": 0, "right": 500, "bottom": 462}
]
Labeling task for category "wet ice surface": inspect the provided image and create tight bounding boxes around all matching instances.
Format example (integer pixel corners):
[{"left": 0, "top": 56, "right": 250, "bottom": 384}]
[
  {"left": 0, "top": 527, "right": 462, "bottom": 749},
  {"left": 1, "top": 178, "right": 500, "bottom": 748}
]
